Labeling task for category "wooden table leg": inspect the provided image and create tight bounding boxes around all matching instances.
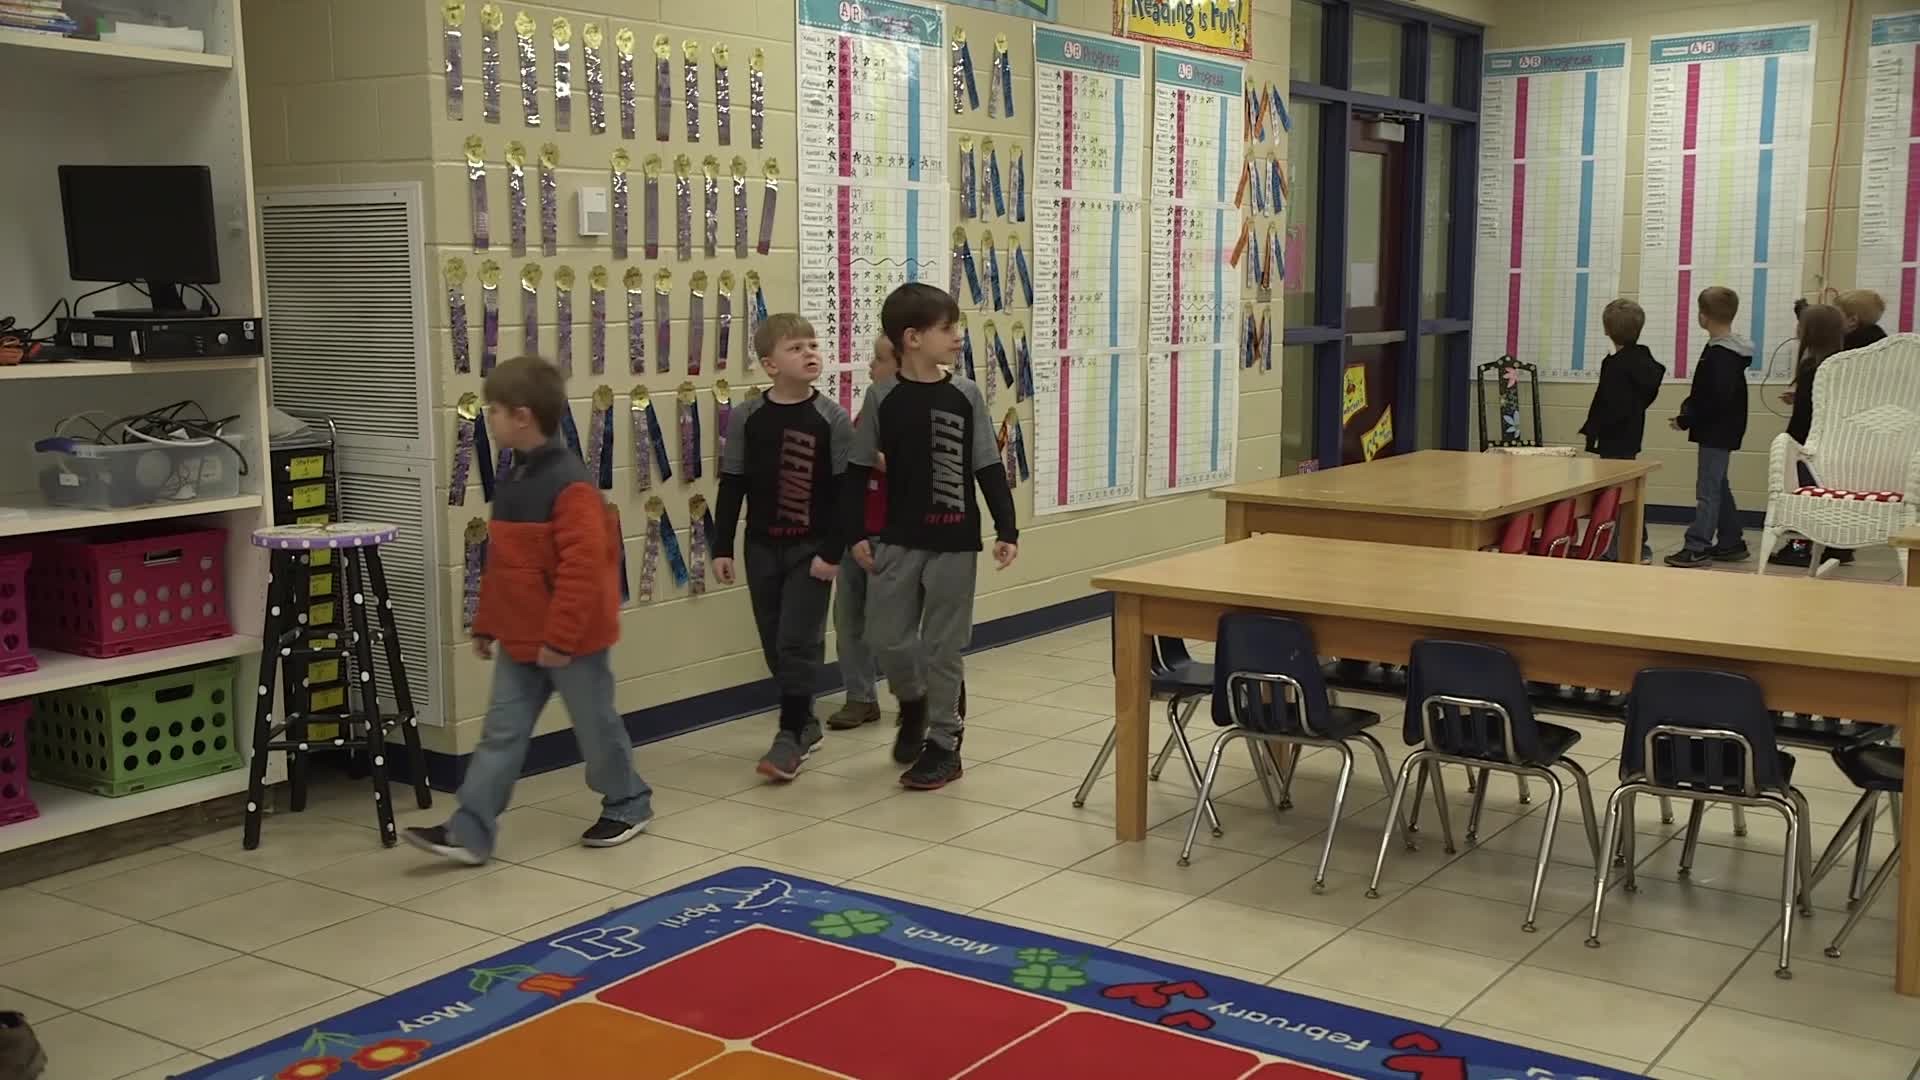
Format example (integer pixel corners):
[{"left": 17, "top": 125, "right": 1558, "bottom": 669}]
[
  {"left": 1224, "top": 501, "right": 1251, "bottom": 543},
  {"left": 1113, "top": 595, "right": 1150, "bottom": 842},
  {"left": 1619, "top": 477, "right": 1648, "bottom": 565},
  {"left": 1899, "top": 686, "right": 1920, "bottom": 995},
  {"left": 1905, "top": 552, "right": 1920, "bottom": 588}
]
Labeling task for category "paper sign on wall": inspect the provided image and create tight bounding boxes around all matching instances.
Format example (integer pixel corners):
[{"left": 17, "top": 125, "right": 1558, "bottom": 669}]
[
  {"left": 1362, "top": 411, "right": 1393, "bottom": 461},
  {"left": 1341, "top": 364, "right": 1366, "bottom": 423},
  {"left": 1114, "top": 0, "right": 1251, "bottom": 59}
]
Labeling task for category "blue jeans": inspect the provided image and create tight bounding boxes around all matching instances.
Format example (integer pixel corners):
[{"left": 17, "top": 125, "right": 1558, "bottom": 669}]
[
  {"left": 449, "top": 649, "right": 652, "bottom": 859},
  {"left": 1684, "top": 446, "right": 1743, "bottom": 553}
]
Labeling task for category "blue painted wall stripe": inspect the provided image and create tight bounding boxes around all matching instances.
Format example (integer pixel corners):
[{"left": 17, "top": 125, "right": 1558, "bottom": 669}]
[
  {"left": 1752, "top": 267, "right": 1769, "bottom": 362},
  {"left": 1108, "top": 355, "right": 1119, "bottom": 487},
  {"left": 1572, "top": 272, "right": 1591, "bottom": 371},
  {"left": 1759, "top": 55, "right": 1779, "bottom": 144},
  {"left": 1581, "top": 71, "right": 1598, "bottom": 156}
]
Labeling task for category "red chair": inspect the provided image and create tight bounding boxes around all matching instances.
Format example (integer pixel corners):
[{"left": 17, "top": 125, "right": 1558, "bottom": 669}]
[
  {"left": 1572, "top": 487, "right": 1622, "bottom": 561},
  {"left": 1532, "top": 499, "right": 1578, "bottom": 557},
  {"left": 1494, "top": 513, "right": 1533, "bottom": 554}
]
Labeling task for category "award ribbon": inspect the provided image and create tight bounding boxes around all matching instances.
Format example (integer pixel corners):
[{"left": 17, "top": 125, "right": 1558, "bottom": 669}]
[
  {"left": 630, "top": 386, "right": 656, "bottom": 491},
  {"left": 714, "top": 378, "right": 734, "bottom": 460},
  {"left": 716, "top": 271, "right": 735, "bottom": 369},
  {"left": 514, "top": 10, "right": 540, "bottom": 126},
  {"left": 951, "top": 30, "right": 978, "bottom": 113},
  {"left": 958, "top": 314, "right": 976, "bottom": 381},
  {"left": 658, "top": 500, "right": 690, "bottom": 587},
  {"left": 519, "top": 263, "right": 541, "bottom": 354},
  {"left": 559, "top": 406, "right": 584, "bottom": 463},
  {"left": 554, "top": 265, "right": 575, "bottom": 375},
  {"left": 990, "top": 319, "right": 1013, "bottom": 391},
  {"left": 757, "top": 159, "right": 780, "bottom": 255},
  {"left": 1007, "top": 409, "right": 1031, "bottom": 481},
  {"left": 583, "top": 22, "right": 606, "bottom": 134},
  {"left": 479, "top": 3, "right": 502, "bottom": 123},
  {"left": 446, "top": 256, "right": 471, "bottom": 374},
  {"left": 451, "top": 392, "right": 481, "bottom": 506},
  {"left": 653, "top": 34, "right": 672, "bottom": 141},
  {"left": 479, "top": 259, "right": 501, "bottom": 373},
  {"left": 714, "top": 43, "right": 732, "bottom": 145},
  {"left": 642, "top": 154, "right": 662, "bottom": 258},
  {"left": 505, "top": 140, "right": 528, "bottom": 257},
  {"left": 613, "top": 506, "right": 630, "bottom": 604},
  {"left": 683, "top": 39, "right": 702, "bottom": 141},
  {"left": 674, "top": 154, "right": 694, "bottom": 260},
  {"left": 589, "top": 265, "right": 609, "bottom": 375},
  {"left": 1014, "top": 320, "right": 1034, "bottom": 401},
  {"left": 1010, "top": 143, "right": 1027, "bottom": 222},
  {"left": 462, "top": 519, "right": 487, "bottom": 629},
  {"left": 1241, "top": 303, "right": 1258, "bottom": 369},
  {"left": 552, "top": 17, "right": 572, "bottom": 131},
  {"left": 958, "top": 136, "right": 977, "bottom": 219},
  {"left": 953, "top": 228, "right": 982, "bottom": 305},
  {"left": 994, "top": 34, "right": 1014, "bottom": 117},
  {"left": 677, "top": 380, "right": 702, "bottom": 480},
  {"left": 616, "top": 27, "right": 637, "bottom": 139},
  {"left": 984, "top": 232, "right": 1002, "bottom": 312},
  {"left": 745, "top": 270, "right": 767, "bottom": 346},
  {"left": 538, "top": 143, "right": 559, "bottom": 257},
  {"left": 749, "top": 48, "right": 766, "bottom": 149},
  {"left": 610, "top": 148, "right": 632, "bottom": 259},
  {"left": 687, "top": 494, "right": 711, "bottom": 594},
  {"left": 654, "top": 269, "right": 673, "bottom": 374},
  {"left": 1271, "top": 85, "right": 1292, "bottom": 133},
  {"left": 688, "top": 271, "right": 707, "bottom": 376},
  {"left": 1260, "top": 308, "right": 1274, "bottom": 371},
  {"left": 640, "top": 496, "right": 663, "bottom": 600},
  {"left": 985, "top": 139, "right": 1005, "bottom": 219},
  {"left": 702, "top": 155, "right": 720, "bottom": 257},
  {"left": 731, "top": 156, "right": 750, "bottom": 257},
  {"left": 588, "top": 386, "right": 614, "bottom": 489},
  {"left": 1012, "top": 238, "right": 1033, "bottom": 307},
  {"left": 466, "top": 135, "right": 491, "bottom": 251},
  {"left": 443, "top": 0, "right": 465, "bottom": 121},
  {"left": 624, "top": 267, "right": 646, "bottom": 374}
]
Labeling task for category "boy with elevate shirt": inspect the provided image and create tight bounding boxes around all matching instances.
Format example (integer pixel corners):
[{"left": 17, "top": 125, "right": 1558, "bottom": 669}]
[
  {"left": 840, "top": 283, "right": 1017, "bottom": 790},
  {"left": 406, "top": 357, "right": 653, "bottom": 865},
  {"left": 1578, "top": 299, "right": 1665, "bottom": 563},
  {"left": 711, "top": 313, "right": 853, "bottom": 781},
  {"left": 1666, "top": 286, "right": 1753, "bottom": 568},
  {"left": 826, "top": 336, "right": 897, "bottom": 731}
]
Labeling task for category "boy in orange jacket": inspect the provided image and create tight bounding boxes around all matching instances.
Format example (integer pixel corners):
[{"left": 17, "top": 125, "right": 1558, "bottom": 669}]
[{"left": 406, "top": 356, "right": 652, "bottom": 864}]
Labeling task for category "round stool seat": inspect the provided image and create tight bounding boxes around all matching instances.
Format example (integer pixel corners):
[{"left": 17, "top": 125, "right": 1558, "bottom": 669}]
[{"left": 252, "top": 522, "right": 400, "bottom": 550}]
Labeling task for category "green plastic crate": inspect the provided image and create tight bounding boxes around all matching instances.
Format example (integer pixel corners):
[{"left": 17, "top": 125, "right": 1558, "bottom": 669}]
[{"left": 29, "top": 659, "right": 241, "bottom": 797}]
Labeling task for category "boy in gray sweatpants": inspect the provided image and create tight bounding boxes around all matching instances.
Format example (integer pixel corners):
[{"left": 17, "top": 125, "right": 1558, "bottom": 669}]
[{"left": 836, "top": 284, "right": 1019, "bottom": 790}]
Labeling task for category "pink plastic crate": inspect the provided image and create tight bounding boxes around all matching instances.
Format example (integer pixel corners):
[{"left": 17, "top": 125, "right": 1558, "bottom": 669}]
[
  {"left": 30, "top": 526, "right": 232, "bottom": 658},
  {"left": 0, "top": 700, "right": 35, "bottom": 826},
  {"left": 0, "top": 551, "right": 33, "bottom": 678}
]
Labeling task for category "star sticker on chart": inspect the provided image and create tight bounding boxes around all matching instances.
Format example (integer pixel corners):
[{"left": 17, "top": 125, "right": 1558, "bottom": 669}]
[{"left": 704, "top": 878, "right": 793, "bottom": 910}]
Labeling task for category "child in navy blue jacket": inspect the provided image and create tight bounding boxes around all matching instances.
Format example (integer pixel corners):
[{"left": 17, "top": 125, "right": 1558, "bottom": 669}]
[{"left": 1665, "top": 286, "right": 1752, "bottom": 568}]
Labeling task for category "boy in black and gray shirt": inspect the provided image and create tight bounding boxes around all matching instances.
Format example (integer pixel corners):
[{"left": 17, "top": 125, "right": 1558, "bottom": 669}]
[
  {"left": 712, "top": 313, "right": 854, "bottom": 781},
  {"left": 834, "top": 284, "right": 1019, "bottom": 790}
]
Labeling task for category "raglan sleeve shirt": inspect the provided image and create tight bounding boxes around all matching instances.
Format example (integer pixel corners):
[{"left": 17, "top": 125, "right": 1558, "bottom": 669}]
[
  {"left": 835, "top": 384, "right": 884, "bottom": 561},
  {"left": 710, "top": 396, "right": 758, "bottom": 559},
  {"left": 814, "top": 395, "right": 855, "bottom": 563},
  {"left": 961, "top": 378, "right": 1019, "bottom": 545}
]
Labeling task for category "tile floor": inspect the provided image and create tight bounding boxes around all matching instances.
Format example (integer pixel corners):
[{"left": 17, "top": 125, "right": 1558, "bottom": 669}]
[{"left": 3, "top": 526, "right": 1918, "bottom": 1079}]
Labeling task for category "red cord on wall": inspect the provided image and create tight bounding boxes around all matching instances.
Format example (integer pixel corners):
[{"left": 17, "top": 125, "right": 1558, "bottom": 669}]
[{"left": 1818, "top": 0, "right": 1857, "bottom": 299}]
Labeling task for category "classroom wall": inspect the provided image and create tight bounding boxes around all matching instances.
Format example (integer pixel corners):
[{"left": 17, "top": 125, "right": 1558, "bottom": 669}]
[
  {"left": 242, "top": 0, "right": 1290, "bottom": 752},
  {"left": 1486, "top": 0, "right": 1896, "bottom": 514}
]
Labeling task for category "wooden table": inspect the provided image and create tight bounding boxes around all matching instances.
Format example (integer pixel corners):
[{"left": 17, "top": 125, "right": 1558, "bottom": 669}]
[
  {"left": 1095, "top": 534, "right": 1920, "bottom": 994},
  {"left": 1214, "top": 450, "right": 1658, "bottom": 550},
  {"left": 1893, "top": 526, "right": 1920, "bottom": 586}
]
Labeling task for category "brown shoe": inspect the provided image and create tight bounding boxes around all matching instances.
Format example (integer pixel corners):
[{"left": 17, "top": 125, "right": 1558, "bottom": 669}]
[
  {"left": 0, "top": 1012, "right": 46, "bottom": 1080},
  {"left": 826, "top": 700, "right": 881, "bottom": 730}
]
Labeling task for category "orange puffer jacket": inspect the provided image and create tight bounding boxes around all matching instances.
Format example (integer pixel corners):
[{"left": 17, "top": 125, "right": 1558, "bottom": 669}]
[{"left": 471, "top": 436, "right": 622, "bottom": 661}]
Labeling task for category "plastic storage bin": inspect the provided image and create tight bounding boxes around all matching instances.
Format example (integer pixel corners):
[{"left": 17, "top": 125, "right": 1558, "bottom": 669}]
[
  {"left": 34, "top": 434, "right": 247, "bottom": 509},
  {"left": 0, "top": 700, "right": 36, "bottom": 826},
  {"left": 29, "top": 526, "right": 232, "bottom": 658},
  {"left": 0, "top": 550, "right": 35, "bottom": 678},
  {"left": 29, "top": 660, "right": 240, "bottom": 796}
]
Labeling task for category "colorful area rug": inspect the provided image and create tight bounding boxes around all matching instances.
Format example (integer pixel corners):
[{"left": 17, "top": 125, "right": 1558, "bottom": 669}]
[{"left": 184, "top": 867, "right": 1639, "bottom": 1079}]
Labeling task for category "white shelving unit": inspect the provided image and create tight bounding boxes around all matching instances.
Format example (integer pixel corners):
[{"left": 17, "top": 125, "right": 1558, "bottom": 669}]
[{"left": 0, "top": 1, "right": 274, "bottom": 854}]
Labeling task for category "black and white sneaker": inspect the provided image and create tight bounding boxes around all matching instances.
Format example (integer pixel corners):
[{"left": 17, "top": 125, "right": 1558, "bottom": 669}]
[
  {"left": 900, "top": 741, "right": 963, "bottom": 790},
  {"left": 581, "top": 815, "right": 651, "bottom": 848},
  {"left": 402, "top": 825, "right": 486, "bottom": 866}
]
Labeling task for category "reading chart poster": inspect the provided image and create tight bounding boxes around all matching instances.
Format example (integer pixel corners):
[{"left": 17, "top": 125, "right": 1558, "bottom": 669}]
[
  {"left": 1638, "top": 22, "right": 1815, "bottom": 379},
  {"left": 796, "top": 0, "right": 951, "bottom": 412},
  {"left": 1858, "top": 11, "right": 1920, "bottom": 333},
  {"left": 1146, "top": 46, "right": 1244, "bottom": 498},
  {"left": 1030, "top": 27, "right": 1147, "bottom": 516},
  {"left": 1474, "top": 41, "right": 1631, "bottom": 382}
]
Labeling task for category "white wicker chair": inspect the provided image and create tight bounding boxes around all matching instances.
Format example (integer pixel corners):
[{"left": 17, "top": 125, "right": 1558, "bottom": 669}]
[{"left": 1757, "top": 335, "right": 1920, "bottom": 576}]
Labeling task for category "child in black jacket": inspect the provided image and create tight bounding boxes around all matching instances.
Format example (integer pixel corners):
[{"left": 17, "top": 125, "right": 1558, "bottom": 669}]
[
  {"left": 1579, "top": 299, "right": 1665, "bottom": 562},
  {"left": 1666, "top": 286, "right": 1752, "bottom": 568}
]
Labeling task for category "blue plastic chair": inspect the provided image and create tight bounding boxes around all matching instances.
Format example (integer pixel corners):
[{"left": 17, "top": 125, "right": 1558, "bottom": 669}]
[
  {"left": 1366, "top": 640, "right": 1601, "bottom": 932},
  {"left": 1181, "top": 614, "right": 1401, "bottom": 890},
  {"left": 1803, "top": 744, "right": 1903, "bottom": 960},
  {"left": 1082, "top": 636, "right": 1221, "bottom": 830},
  {"left": 1585, "top": 668, "right": 1814, "bottom": 978}
]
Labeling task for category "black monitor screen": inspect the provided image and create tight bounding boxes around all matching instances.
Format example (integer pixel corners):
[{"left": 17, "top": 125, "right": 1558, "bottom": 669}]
[{"left": 59, "top": 165, "right": 220, "bottom": 287}]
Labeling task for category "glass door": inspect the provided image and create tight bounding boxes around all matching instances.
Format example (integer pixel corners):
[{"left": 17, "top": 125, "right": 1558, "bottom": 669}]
[{"left": 1341, "top": 112, "right": 1408, "bottom": 464}]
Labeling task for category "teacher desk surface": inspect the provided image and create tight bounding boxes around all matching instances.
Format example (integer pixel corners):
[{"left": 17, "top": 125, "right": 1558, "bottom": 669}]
[
  {"left": 1213, "top": 450, "right": 1658, "bottom": 550},
  {"left": 1094, "top": 533, "right": 1920, "bottom": 994}
]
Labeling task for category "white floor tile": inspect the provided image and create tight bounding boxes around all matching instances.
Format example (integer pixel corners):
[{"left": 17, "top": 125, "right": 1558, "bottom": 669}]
[
  {"left": 0, "top": 890, "right": 133, "bottom": 966},
  {"left": 1445, "top": 1020, "right": 1652, "bottom": 1075},
  {"left": 1458, "top": 966, "right": 1697, "bottom": 1062},
  {"left": 950, "top": 812, "right": 1117, "bottom": 868},
  {"left": 1357, "top": 885, "right": 1569, "bottom": 961},
  {"left": 738, "top": 821, "right": 930, "bottom": 879},
  {"left": 1659, "top": 1006, "right": 1920, "bottom": 1080},
  {"left": 1283, "top": 930, "right": 1511, "bottom": 1016},
  {"left": 401, "top": 865, "right": 618, "bottom": 935},
  {"left": 1526, "top": 919, "right": 1750, "bottom": 1002},
  {"left": 47, "top": 852, "right": 279, "bottom": 922},
  {"left": 833, "top": 791, "right": 1013, "bottom": 842},
  {"left": 88, "top": 955, "right": 353, "bottom": 1048},
  {"left": 195, "top": 990, "right": 379, "bottom": 1061},
  {"left": 524, "top": 833, "right": 727, "bottom": 890},
  {"left": 644, "top": 799, "right": 819, "bottom": 851},
  {"left": 259, "top": 907, "right": 495, "bottom": 987},
  {"left": 0, "top": 925, "right": 235, "bottom": 1009},
  {"left": 1711, "top": 950, "right": 1920, "bottom": 1049},
  {"left": 985, "top": 870, "right": 1191, "bottom": 939},
  {"left": 854, "top": 847, "right": 1055, "bottom": 909},
  {"left": 25, "top": 1012, "right": 181, "bottom": 1080},
  {"left": 1126, "top": 898, "right": 1342, "bottom": 977},
  {"left": 151, "top": 879, "right": 380, "bottom": 953}
]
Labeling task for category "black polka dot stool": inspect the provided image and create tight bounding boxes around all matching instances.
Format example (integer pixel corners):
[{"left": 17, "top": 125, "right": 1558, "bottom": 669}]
[{"left": 243, "top": 523, "right": 431, "bottom": 849}]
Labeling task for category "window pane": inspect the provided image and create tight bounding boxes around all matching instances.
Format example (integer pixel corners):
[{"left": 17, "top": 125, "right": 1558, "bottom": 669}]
[
  {"left": 1352, "top": 15, "right": 1403, "bottom": 97},
  {"left": 1429, "top": 33, "right": 1459, "bottom": 105},
  {"left": 1283, "top": 102, "right": 1320, "bottom": 329},
  {"left": 1422, "top": 121, "right": 1454, "bottom": 320},
  {"left": 1291, "top": 1, "right": 1323, "bottom": 85},
  {"left": 1416, "top": 335, "right": 1451, "bottom": 450},
  {"left": 1281, "top": 346, "right": 1316, "bottom": 473}
]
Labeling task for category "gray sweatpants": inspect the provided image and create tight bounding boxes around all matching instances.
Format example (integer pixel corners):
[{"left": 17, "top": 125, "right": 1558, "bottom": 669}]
[
  {"left": 834, "top": 558, "right": 881, "bottom": 704},
  {"left": 865, "top": 543, "right": 977, "bottom": 751}
]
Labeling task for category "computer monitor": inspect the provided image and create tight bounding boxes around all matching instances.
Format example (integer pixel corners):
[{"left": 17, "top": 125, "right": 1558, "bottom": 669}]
[{"left": 58, "top": 164, "right": 220, "bottom": 318}]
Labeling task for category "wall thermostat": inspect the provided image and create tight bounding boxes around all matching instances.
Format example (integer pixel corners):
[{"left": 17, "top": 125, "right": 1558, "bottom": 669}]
[{"left": 577, "top": 187, "right": 609, "bottom": 237}]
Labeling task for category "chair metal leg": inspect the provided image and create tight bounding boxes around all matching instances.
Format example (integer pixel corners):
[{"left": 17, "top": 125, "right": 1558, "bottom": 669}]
[
  {"left": 1517, "top": 774, "right": 1532, "bottom": 805},
  {"left": 1164, "top": 709, "right": 1222, "bottom": 836},
  {"left": 1850, "top": 794, "right": 1878, "bottom": 907},
  {"left": 1620, "top": 793, "right": 1640, "bottom": 889},
  {"left": 1246, "top": 740, "right": 1283, "bottom": 815},
  {"left": 1406, "top": 761, "right": 1430, "bottom": 835},
  {"left": 1466, "top": 768, "right": 1478, "bottom": 795},
  {"left": 1273, "top": 744, "right": 1297, "bottom": 811},
  {"left": 1073, "top": 728, "right": 1117, "bottom": 809},
  {"left": 1180, "top": 731, "right": 1236, "bottom": 867},
  {"left": 1679, "top": 800, "right": 1705, "bottom": 876},
  {"left": 1827, "top": 840, "right": 1899, "bottom": 959},
  {"left": 1560, "top": 757, "right": 1602, "bottom": 864},
  {"left": 1774, "top": 802, "right": 1801, "bottom": 979},
  {"left": 1523, "top": 768, "right": 1565, "bottom": 932},
  {"left": 1368, "top": 752, "right": 1424, "bottom": 899},
  {"left": 1354, "top": 732, "right": 1411, "bottom": 844},
  {"left": 1806, "top": 790, "right": 1875, "bottom": 897},
  {"left": 1659, "top": 795, "right": 1675, "bottom": 825},
  {"left": 1789, "top": 789, "right": 1817, "bottom": 917},
  {"left": 1732, "top": 804, "right": 1749, "bottom": 838},
  {"left": 1586, "top": 785, "right": 1632, "bottom": 947},
  {"left": 1311, "top": 743, "right": 1357, "bottom": 893},
  {"left": 1466, "top": 769, "right": 1489, "bottom": 844},
  {"left": 1428, "top": 761, "right": 1458, "bottom": 855},
  {"left": 1149, "top": 697, "right": 1197, "bottom": 781}
]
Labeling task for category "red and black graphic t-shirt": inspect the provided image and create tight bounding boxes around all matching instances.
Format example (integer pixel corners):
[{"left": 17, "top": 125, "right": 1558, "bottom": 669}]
[
  {"left": 849, "top": 372, "right": 1016, "bottom": 553},
  {"left": 712, "top": 390, "right": 852, "bottom": 557}
]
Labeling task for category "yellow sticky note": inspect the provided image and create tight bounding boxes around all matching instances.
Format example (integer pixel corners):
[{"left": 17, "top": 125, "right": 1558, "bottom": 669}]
[
  {"left": 1362, "top": 411, "right": 1395, "bottom": 462},
  {"left": 1342, "top": 364, "right": 1367, "bottom": 424}
]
